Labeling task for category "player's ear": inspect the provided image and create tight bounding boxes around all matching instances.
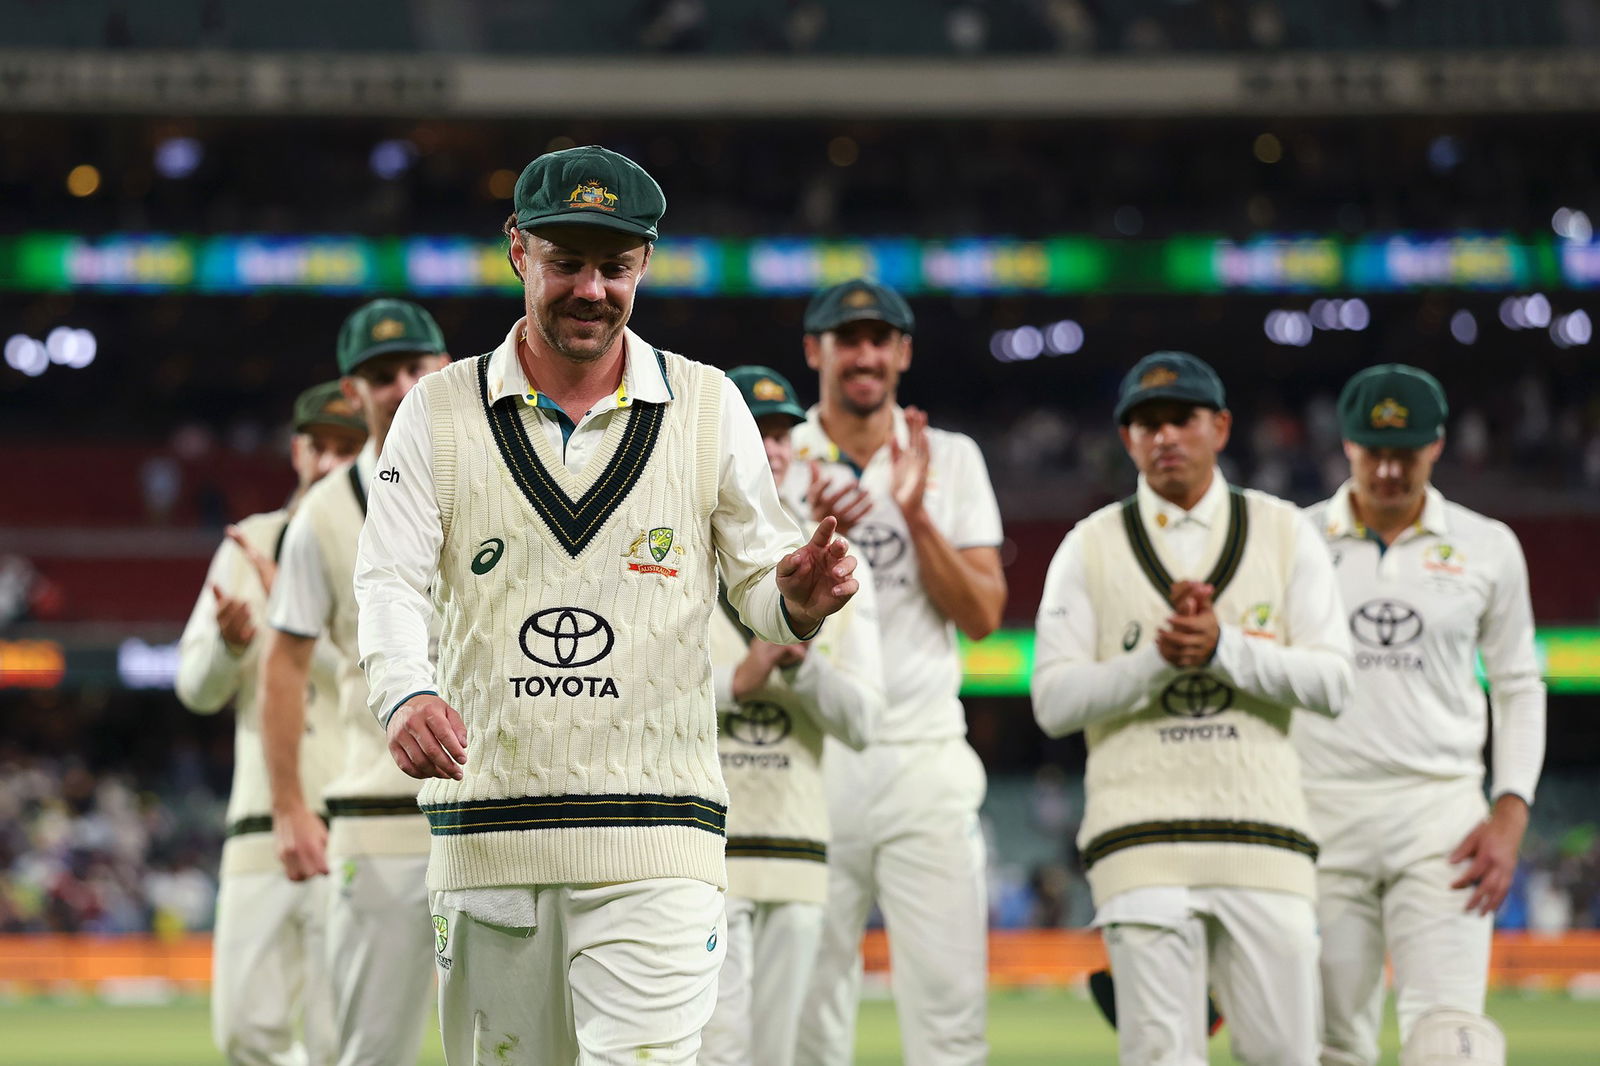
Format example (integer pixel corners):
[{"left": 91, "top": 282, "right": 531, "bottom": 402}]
[
  {"left": 897, "top": 333, "right": 913, "bottom": 373},
  {"left": 802, "top": 333, "right": 823, "bottom": 371},
  {"left": 1210, "top": 408, "right": 1232, "bottom": 452},
  {"left": 340, "top": 376, "right": 364, "bottom": 413},
  {"left": 1117, "top": 424, "right": 1134, "bottom": 455}
]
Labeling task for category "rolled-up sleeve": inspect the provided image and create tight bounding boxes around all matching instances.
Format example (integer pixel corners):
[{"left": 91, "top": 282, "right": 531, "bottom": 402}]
[
  {"left": 176, "top": 536, "right": 248, "bottom": 714},
  {"left": 712, "top": 377, "right": 808, "bottom": 644},
  {"left": 1210, "top": 512, "right": 1352, "bottom": 718},
  {"left": 1481, "top": 525, "right": 1546, "bottom": 804},
  {"left": 355, "top": 386, "right": 442, "bottom": 727},
  {"left": 1030, "top": 529, "right": 1176, "bottom": 738}
]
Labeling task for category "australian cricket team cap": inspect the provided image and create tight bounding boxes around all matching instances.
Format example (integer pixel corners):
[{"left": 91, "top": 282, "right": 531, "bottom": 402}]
[
  {"left": 1114, "top": 350, "right": 1227, "bottom": 425},
  {"left": 291, "top": 380, "right": 367, "bottom": 435},
  {"left": 728, "top": 365, "right": 807, "bottom": 425},
  {"left": 803, "top": 278, "right": 916, "bottom": 335},
  {"left": 336, "top": 298, "right": 447, "bottom": 376},
  {"left": 1338, "top": 363, "right": 1449, "bottom": 448},
  {"left": 513, "top": 145, "right": 665, "bottom": 241}
]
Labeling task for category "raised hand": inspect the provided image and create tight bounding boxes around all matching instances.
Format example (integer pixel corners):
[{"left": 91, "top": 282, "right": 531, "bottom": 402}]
[
  {"left": 888, "top": 406, "right": 931, "bottom": 520},
  {"left": 775, "top": 516, "right": 859, "bottom": 637},
  {"left": 808, "top": 460, "right": 874, "bottom": 537},
  {"left": 387, "top": 693, "right": 469, "bottom": 780}
]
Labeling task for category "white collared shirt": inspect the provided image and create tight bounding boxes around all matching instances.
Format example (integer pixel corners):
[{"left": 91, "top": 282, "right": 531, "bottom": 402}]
[
  {"left": 1295, "top": 482, "right": 1546, "bottom": 803},
  {"left": 1031, "top": 471, "right": 1350, "bottom": 738},
  {"left": 354, "top": 321, "right": 811, "bottom": 724},
  {"left": 781, "top": 404, "right": 1003, "bottom": 742},
  {"left": 268, "top": 442, "right": 376, "bottom": 639}
]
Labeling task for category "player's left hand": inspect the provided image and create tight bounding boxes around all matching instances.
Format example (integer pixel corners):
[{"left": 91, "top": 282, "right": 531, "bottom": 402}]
[
  {"left": 776, "top": 516, "right": 858, "bottom": 637},
  {"left": 1450, "top": 795, "right": 1530, "bottom": 916},
  {"left": 888, "top": 406, "right": 931, "bottom": 520}
]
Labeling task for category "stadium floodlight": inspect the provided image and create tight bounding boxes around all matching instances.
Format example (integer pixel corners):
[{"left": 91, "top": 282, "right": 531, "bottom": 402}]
[
  {"left": 154, "top": 137, "right": 203, "bottom": 179},
  {"left": 66, "top": 328, "right": 97, "bottom": 369},
  {"left": 4, "top": 334, "right": 48, "bottom": 376},
  {"left": 1338, "top": 298, "right": 1371, "bottom": 331},
  {"left": 989, "top": 329, "right": 1014, "bottom": 363},
  {"left": 370, "top": 139, "right": 417, "bottom": 180},
  {"left": 1010, "top": 325, "right": 1044, "bottom": 361},
  {"left": 1551, "top": 310, "right": 1591, "bottom": 349},
  {"left": 1553, "top": 207, "right": 1594, "bottom": 243},
  {"left": 1523, "top": 293, "right": 1552, "bottom": 329},
  {"left": 1043, "top": 320, "right": 1084, "bottom": 356},
  {"left": 1450, "top": 310, "right": 1479, "bottom": 345}
]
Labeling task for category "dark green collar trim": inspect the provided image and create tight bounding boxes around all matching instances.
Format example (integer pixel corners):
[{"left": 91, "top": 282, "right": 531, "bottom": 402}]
[
  {"left": 478, "top": 353, "right": 665, "bottom": 559},
  {"left": 421, "top": 792, "right": 727, "bottom": 837},
  {"left": 348, "top": 464, "right": 367, "bottom": 516},
  {"left": 1083, "top": 817, "right": 1317, "bottom": 869},
  {"left": 1120, "top": 487, "right": 1249, "bottom": 602}
]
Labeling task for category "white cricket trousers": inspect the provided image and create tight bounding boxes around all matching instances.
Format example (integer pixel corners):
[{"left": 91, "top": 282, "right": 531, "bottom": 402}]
[
  {"left": 325, "top": 852, "right": 434, "bottom": 1066},
  {"left": 797, "top": 736, "right": 989, "bottom": 1066},
  {"left": 212, "top": 869, "right": 335, "bottom": 1066},
  {"left": 1101, "top": 887, "right": 1321, "bottom": 1066},
  {"left": 702, "top": 897, "right": 825, "bottom": 1066},
  {"left": 431, "top": 877, "right": 726, "bottom": 1066},
  {"left": 1307, "top": 777, "right": 1494, "bottom": 1066}
]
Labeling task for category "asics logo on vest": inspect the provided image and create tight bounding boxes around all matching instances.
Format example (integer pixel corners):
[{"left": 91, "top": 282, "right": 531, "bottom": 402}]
[
  {"left": 471, "top": 538, "right": 505, "bottom": 575},
  {"left": 1159, "top": 673, "right": 1234, "bottom": 718},
  {"left": 723, "top": 701, "right": 792, "bottom": 746},
  {"left": 1349, "top": 599, "right": 1423, "bottom": 648},
  {"left": 852, "top": 521, "right": 906, "bottom": 570},
  {"left": 519, "top": 608, "right": 615, "bottom": 668}
]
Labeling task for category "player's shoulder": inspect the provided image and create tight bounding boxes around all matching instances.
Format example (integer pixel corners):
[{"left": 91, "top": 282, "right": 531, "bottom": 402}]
[
  {"left": 233, "top": 508, "right": 290, "bottom": 549},
  {"left": 1439, "top": 495, "right": 1521, "bottom": 549},
  {"left": 297, "top": 461, "right": 360, "bottom": 516},
  {"left": 924, "top": 421, "right": 983, "bottom": 456},
  {"left": 1072, "top": 496, "right": 1127, "bottom": 536}
]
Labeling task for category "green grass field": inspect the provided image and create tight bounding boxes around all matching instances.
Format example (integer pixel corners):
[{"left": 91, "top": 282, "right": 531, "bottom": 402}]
[{"left": 0, "top": 990, "right": 1592, "bottom": 1065}]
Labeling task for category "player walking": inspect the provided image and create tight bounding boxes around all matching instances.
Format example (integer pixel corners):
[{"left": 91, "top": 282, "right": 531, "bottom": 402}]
[
  {"left": 1299, "top": 364, "right": 1545, "bottom": 1066},
  {"left": 1031, "top": 351, "right": 1351, "bottom": 1066}
]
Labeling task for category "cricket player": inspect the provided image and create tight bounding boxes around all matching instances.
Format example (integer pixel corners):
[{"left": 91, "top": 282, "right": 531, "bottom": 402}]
[
  {"left": 353, "top": 146, "right": 860, "bottom": 1065},
  {"left": 701, "top": 366, "right": 885, "bottom": 1066},
  {"left": 1298, "top": 365, "right": 1545, "bottom": 1066},
  {"left": 787, "top": 279, "right": 1007, "bottom": 1066},
  {"left": 177, "top": 382, "right": 364, "bottom": 1066},
  {"left": 1031, "top": 351, "right": 1352, "bottom": 1066},
  {"left": 260, "top": 299, "right": 450, "bottom": 1066}
]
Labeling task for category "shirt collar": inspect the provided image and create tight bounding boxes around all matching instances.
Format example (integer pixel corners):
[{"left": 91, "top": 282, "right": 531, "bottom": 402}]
[
  {"left": 485, "top": 319, "right": 672, "bottom": 411},
  {"left": 1324, "top": 480, "right": 1450, "bottom": 540},
  {"left": 793, "top": 403, "right": 907, "bottom": 467},
  {"left": 1136, "top": 469, "right": 1228, "bottom": 534}
]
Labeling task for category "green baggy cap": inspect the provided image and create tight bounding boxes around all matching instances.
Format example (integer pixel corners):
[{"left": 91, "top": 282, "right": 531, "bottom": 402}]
[
  {"left": 728, "top": 365, "right": 807, "bottom": 424},
  {"left": 292, "top": 380, "right": 367, "bottom": 435},
  {"left": 1338, "top": 364, "right": 1449, "bottom": 448},
  {"left": 803, "top": 278, "right": 915, "bottom": 335},
  {"left": 514, "top": 146, "right": 665, "bottom": 241},
  {"left": 336, "top": 298, "right": 447, "bottom": 375},
  {"left": 1114, "top": 351, "right": 1227, "bottom": 425}
]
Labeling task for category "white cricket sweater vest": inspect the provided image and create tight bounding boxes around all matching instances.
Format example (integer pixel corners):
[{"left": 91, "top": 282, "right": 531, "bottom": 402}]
[
  {"left": 1074, "top": 487, "right": 1319, "bottom": 903},
  {"left": 219, "top": 509, "right": 344, "bottom": 877},
  {"left": 416, "top": 348, "right": 727, "bottom": 891},
  {"left": 299, "top": 464, "right": 429, "bottom": 857},
  {"left": 711, "top": 593, "right": 855, "bottom": 905}
]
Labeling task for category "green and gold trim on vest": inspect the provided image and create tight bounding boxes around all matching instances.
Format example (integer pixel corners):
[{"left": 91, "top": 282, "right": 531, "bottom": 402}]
[
  {"left": 1119, "top": 487, "right": 1249, "bottom": 602},
  {"left": 726, "top": 836, "right": 827, "bottom": 863},
  {"left": 1082, "top": 818, "right": 1318, "bottom": 869},
  {"left": 326, "top": 796, "right": 421, "bottom": 819},
  {"left": 226, "top": 813, "right": 328, "bottom": 838},
  {"left": 421, "top": 792, "right": 728, "bottom": 837},
  {"left": 477, "top": 352, "right": 665, "bottom": 558}
]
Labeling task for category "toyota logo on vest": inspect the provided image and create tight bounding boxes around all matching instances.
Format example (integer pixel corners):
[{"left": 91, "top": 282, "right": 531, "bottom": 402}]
[
  {"left": 1159, "top": 673, "right": 1235, "bottom": 718},
  {"left": 724, "top": 701, "right": 792, "bottom": 746},
  {"left": 851, "top": 521, "right": 907, "bottom": 571},
  {"left": 519, "top": 608, "right": 616, "bottom": 668},
  {"left": 1349, "top": 600, "right": 1423, "bottom": 648}
]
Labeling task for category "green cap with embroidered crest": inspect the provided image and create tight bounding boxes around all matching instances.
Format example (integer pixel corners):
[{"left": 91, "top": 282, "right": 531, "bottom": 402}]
[
  {"left": 1338, "top": 363, "right": 1449, "bottom": 448},
  {"left": 803, "top": 278, "right": 915, "bottom": 335},
  {"left": 729, "top": 365, "right": 807, "bottom": 425},
  {"left": 336, "top": 298, "right": 447, "bottom": 376},
  {"left": 292, "top": 380, "right": 366, "bottom": 435},
  {"left": 513, "top": 145, "right": 665, "bottom": 241},
  {"left": 1114, "top": 350, "right": 1227, "bottom": 425}
]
